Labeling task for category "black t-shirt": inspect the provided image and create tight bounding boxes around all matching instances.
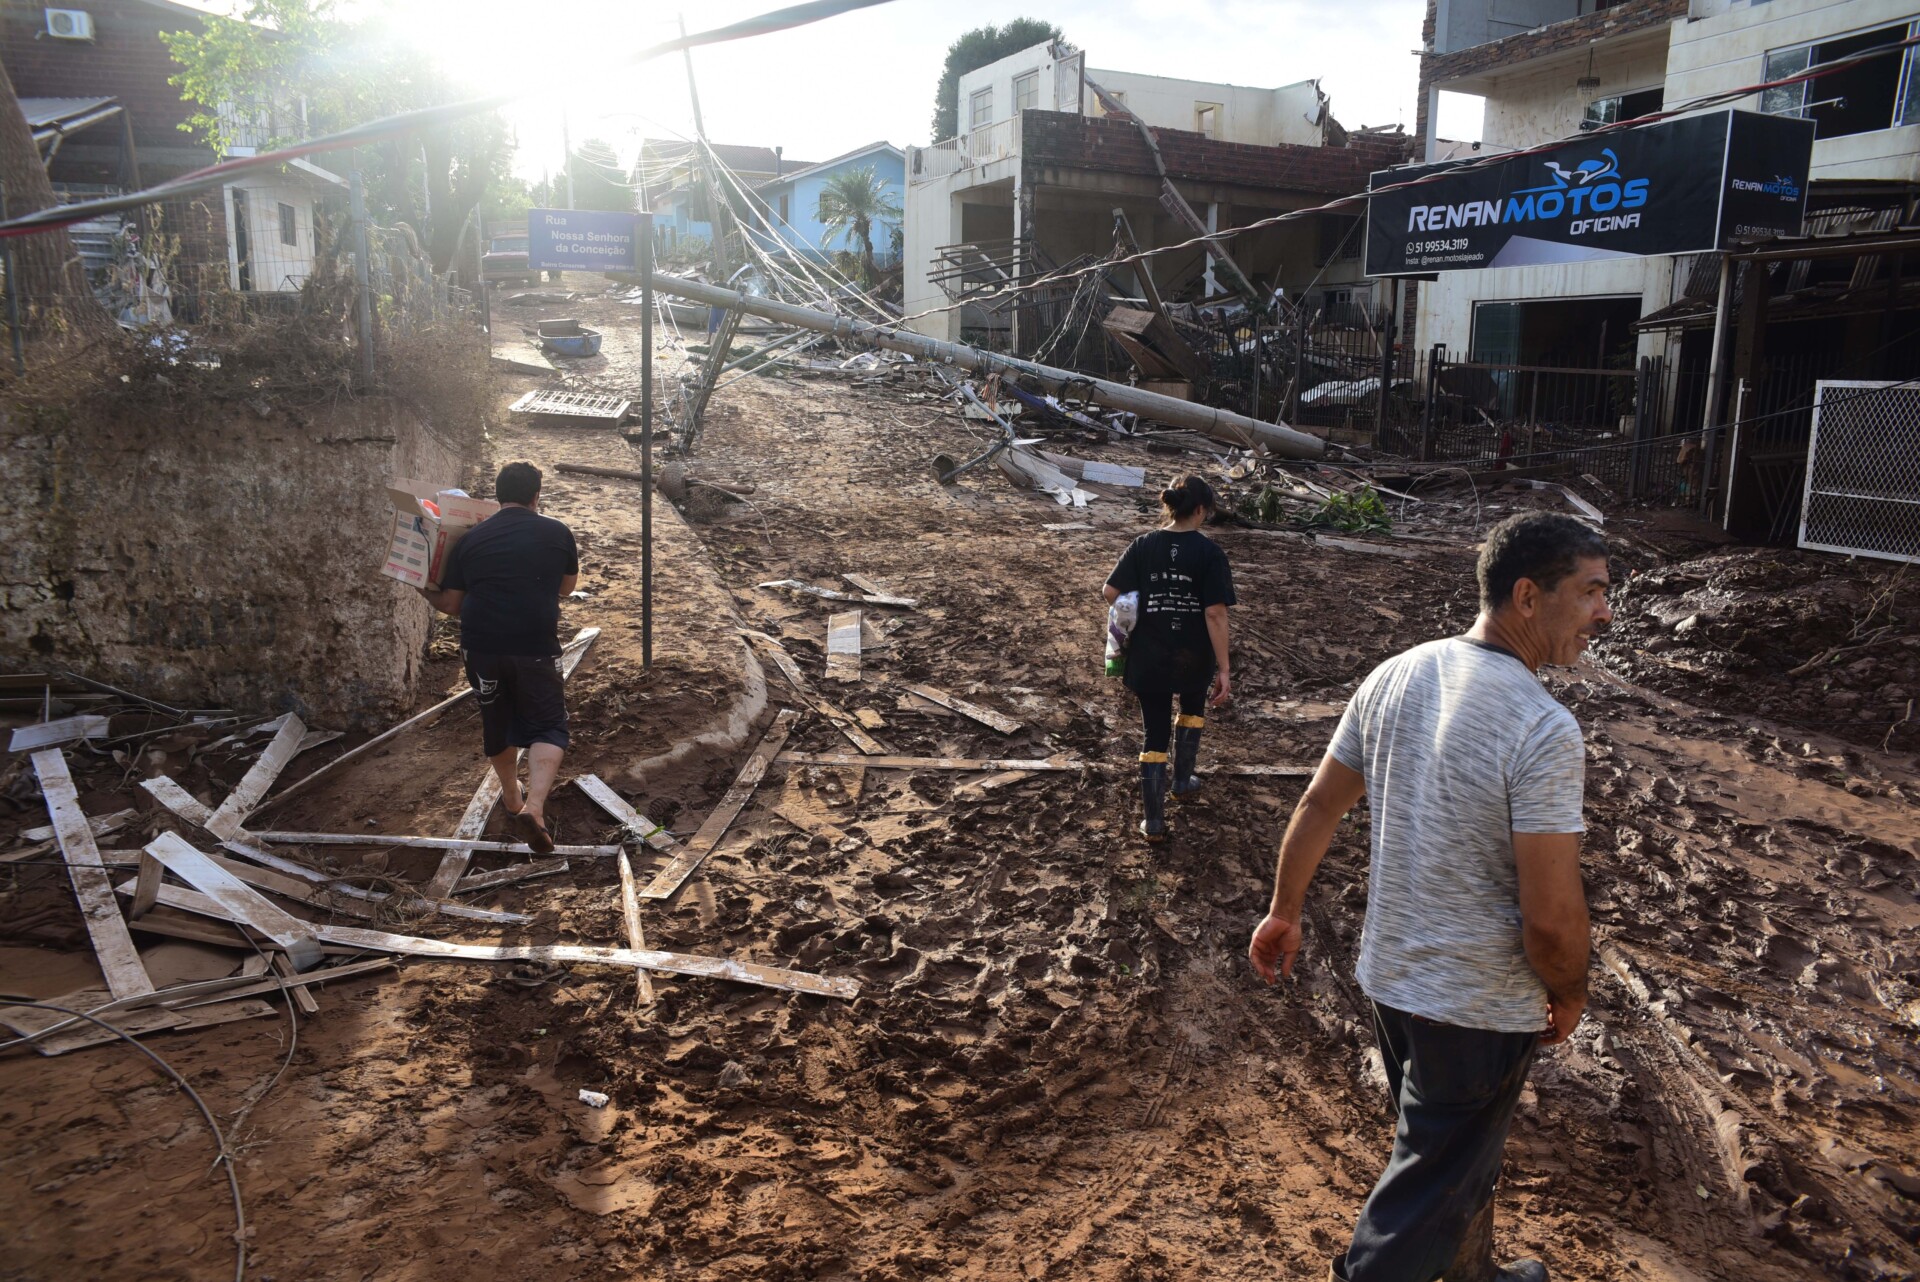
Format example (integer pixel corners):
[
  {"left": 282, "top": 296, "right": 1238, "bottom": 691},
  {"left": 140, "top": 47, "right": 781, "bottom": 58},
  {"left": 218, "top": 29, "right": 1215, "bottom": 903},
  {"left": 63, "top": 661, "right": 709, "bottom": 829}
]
[
  {"left": 1106, "top": 529, "right": 1236, "bottom": 692},
  {"left": 439, "top": 506, "right": 580, "bottom": 656}
]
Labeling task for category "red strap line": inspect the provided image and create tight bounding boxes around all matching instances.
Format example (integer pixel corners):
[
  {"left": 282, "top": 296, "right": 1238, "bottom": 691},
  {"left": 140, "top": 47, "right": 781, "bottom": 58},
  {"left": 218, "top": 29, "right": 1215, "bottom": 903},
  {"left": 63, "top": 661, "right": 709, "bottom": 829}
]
[{"left": 0, "top": 0, "right": 895, "bottom": 238}]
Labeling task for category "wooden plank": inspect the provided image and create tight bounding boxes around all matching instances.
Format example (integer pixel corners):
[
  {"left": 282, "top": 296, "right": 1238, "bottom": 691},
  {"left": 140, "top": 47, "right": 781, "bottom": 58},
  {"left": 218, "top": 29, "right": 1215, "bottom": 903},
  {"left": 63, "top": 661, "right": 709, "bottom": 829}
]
[
  {"left": 1314, "top": 535, "right": 1427, "bottom": 560},
  {"left": 825, "top": 611, "right": 862, "bottom": 683},
  {"left": 253, "top": 830, "right": 619, "bottom": 856},
  {"left": 954, "top": 769, "right": 1037, "bottom": 801},
  {"left": 776, "top": 751, "right": 1084, "bottom": 772},
  {"left": 575, "top": 774, "right": 680, "bottom": 852},
  {"left": 758, "top": 579, "right": 918, "bottom": 609},
  {"left": 841, "top": 572, "right": 890, "bottom": 596},
  {"left": 737, "top": 630, "right": 884, "bottom": 753},
  {"left": 812, "top": 697, "right": 886, "bottom": 754},
  {"left": 253, "top": 690, "right": 471, "bottom": 817},
  {"left": 270, "top": 952, "right": 320, "bottom": 1015},
  {"left": 31, "top": 750, "right": 155, "bottom": 1001},
  {"left": 454, "top": 858, "right": 569, "bottom": 895},
  {"left": 164, "top": 958, "right": 395, "bottom": 1010},
  {"left": 21, "top": 807, "right": 137, "bottom": 844},
  {"left": 9, "top": 714, "right": 111, "bottom": 752},
  {"left": 854, "top": 708, "right": 886, "bottom": 730},
  {"left": 772, "top": 803, "right": 858, "bottom": 848},
  {"left": 617, "top": 852, "right": 655, "bottom": 1006},
  {"left": 205, "top": 714, "right": 307, "bottom": 838},
  {"left": 198, "top": 850, "right": 531, "bottom": 926},
  {"left": 309, "top": 922, "right": 859, "bottom": 999},
  {"left": 740, "top": 629, "right": 808, "bottom": 689},
  {"left": 0, "top": 988, "right": 280, "bottom": 1057},
  {"left": 139, "top": 775, "right": 526, "bottom": 925},
  {"left": 640, "top": 710, "right": 798, "bottom": 900},
  {"left": 423, "top": 628, "right": 600, "bottom": 897},
  {"left": 124, "top": 905, "right": 255, "bottom": 949},
  {"left": 900, "top": 682, "right": 1023, "bottom": 735},
  {"left": 130, "top": 851, "right": 163, "bottom": 919},
  {"left": 142, "top": 832, "right": 324, "bottom": 970}
]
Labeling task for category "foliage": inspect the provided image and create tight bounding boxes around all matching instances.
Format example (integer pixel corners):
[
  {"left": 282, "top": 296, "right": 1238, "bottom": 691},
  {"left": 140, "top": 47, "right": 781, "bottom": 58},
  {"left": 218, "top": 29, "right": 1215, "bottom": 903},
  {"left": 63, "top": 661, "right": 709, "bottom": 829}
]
[
  {"left": 930, "top": 19, "right": 1063, "bottom": 140},
  {"left": 816, "top": 167, "right": 902, "bottom": 285},
  {"left": 1306, "top": 486, "right": 1392, "bottom": 534},
  {"left": 162, "top": 1, "right": 514, "bottom": 274}
]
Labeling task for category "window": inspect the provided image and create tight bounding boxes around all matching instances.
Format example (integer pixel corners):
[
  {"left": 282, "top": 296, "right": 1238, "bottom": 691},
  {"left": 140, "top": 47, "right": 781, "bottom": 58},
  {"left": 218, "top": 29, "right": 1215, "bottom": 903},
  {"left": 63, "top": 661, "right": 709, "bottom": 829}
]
[
  {"left": 277, "top": 201, "right": 297, "bottom": 247},
  {"left": 778, "top": 193, "right": 790, "bottom": 224},
  {"left": 970, "top": 87, "right": 993, "bottom": 130},
  {"left": 1762, "top": 22, "right": 1920, "bottom": 138},
  {"left": 1195, "top": 103, "right": 1220, "bottom": 137},
  {"left": 1582, "top": 86, "right": 1662, "bottom": 128},
  {"left": 1013, "top": 70, "right": 1039, "bottom": 114}
]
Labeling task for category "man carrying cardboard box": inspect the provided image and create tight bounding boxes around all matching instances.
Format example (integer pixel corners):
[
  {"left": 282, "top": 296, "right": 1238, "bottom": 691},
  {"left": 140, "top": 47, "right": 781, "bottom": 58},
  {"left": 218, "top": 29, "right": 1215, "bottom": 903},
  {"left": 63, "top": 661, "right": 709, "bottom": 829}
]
[{"left": 418, "top": 462, "right": 580, "bottom": 854}]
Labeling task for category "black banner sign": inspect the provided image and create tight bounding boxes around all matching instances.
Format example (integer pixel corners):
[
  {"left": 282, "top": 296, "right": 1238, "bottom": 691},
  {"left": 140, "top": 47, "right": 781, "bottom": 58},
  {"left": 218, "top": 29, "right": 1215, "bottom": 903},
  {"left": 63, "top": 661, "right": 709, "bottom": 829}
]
[{"left": 1364, "top": 109, "right": 1815, "bottom": 276}]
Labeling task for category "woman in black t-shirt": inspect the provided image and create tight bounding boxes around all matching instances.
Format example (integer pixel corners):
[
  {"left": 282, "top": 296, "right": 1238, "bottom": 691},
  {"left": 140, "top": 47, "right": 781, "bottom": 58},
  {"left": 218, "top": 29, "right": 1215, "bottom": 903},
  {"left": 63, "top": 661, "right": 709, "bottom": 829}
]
[{"left": 1103, "top": 474, "right": 1236, "bottom": 843}]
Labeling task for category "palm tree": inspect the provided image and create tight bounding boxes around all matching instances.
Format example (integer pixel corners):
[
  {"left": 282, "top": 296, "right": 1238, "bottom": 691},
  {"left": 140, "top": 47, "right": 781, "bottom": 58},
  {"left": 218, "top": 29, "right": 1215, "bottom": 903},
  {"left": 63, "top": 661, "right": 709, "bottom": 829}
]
[{"left": 816, "top": 167, "right": 902, "bottom": 285}]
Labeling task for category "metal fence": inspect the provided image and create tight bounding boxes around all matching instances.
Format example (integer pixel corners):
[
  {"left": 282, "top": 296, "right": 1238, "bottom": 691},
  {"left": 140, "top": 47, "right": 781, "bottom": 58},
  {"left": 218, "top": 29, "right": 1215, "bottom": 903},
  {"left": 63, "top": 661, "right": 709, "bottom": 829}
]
[{"left": 1799, "top": 380, "right": 1920, "bottom": 563}]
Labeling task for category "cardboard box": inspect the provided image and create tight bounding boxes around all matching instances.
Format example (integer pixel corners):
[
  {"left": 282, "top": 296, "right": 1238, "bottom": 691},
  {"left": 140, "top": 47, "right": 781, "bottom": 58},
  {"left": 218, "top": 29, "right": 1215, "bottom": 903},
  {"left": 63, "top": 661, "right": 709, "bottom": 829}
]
[{"left": 379, "top": 478, "right": 499, "bottom": 589}]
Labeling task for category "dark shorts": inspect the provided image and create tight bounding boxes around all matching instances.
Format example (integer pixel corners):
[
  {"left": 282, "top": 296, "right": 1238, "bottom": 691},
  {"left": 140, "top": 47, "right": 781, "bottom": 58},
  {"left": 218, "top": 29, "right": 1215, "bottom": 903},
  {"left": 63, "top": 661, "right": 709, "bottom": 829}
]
[{"left": 463, "top": 651, "right": 570, "bottom": 757}]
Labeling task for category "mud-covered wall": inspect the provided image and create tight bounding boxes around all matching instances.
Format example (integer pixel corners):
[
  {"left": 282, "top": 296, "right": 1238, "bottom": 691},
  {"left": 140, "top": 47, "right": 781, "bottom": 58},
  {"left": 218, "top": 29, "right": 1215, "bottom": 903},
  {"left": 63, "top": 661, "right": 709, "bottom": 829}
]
[{"left": 0, "top": 394, "right": 472, "bottom": 727}]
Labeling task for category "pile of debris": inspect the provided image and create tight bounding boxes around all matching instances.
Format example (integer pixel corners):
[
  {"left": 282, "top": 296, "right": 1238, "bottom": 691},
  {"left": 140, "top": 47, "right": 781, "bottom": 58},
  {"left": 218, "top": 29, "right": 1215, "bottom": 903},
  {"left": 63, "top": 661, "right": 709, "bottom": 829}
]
[{"left": 0, "top": 631, "right": 858, "bottom": 1060}]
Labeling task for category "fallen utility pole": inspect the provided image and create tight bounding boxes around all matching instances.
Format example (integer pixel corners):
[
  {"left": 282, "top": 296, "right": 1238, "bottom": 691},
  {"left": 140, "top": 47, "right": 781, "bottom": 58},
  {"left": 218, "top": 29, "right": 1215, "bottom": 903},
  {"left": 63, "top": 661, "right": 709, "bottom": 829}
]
[{"left": 614, "top": 270, "right": 1328, "bottom": 459}]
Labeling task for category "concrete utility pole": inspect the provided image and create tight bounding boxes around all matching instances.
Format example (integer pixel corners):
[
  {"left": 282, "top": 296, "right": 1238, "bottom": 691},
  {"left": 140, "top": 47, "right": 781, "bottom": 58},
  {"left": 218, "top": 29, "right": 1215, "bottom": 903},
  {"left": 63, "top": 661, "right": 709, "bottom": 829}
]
[{"left": 622, "top": 269, "right": 1329, "bottom": 459}]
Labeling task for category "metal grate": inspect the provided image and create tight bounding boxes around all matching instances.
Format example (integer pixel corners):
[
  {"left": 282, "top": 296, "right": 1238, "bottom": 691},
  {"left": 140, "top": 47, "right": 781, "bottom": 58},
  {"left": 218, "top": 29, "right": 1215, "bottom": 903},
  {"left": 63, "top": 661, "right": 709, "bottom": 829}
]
[
  {"left": 1798, "top": 379, "right": 1920, "bottom": 564},
  {"left": 508, "top": 390, "right": 632, "bottom": 422}
]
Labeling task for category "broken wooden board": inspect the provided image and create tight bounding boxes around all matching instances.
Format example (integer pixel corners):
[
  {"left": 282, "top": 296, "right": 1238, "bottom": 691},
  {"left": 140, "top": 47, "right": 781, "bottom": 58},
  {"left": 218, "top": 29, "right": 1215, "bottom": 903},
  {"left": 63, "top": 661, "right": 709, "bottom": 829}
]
[
  {"left": 900, "top": 683, "right": 1023, "bottom": 735},
  {"left": 140, "top": 775, "right": 524, "bottom": 924},
  {"left": 423, "top": 629, "right": 599, "bottom": 896},
  {"left": 272, "top": 951, "right": 320, "bottom": 1015},
  {"left": 737, "top": 629, "right": 885, "bottom": 754},
  {"left": 31, "top": 750, "right": 154, "bottom": 1001},
  {"left": 164, "top": 958, "right": 396, "bottom": 1011},
  {"left": 252, "top": 830, "right": 620, "bottom": 857},
  {"left": 9, "top": 714, "right": 111, "bottom": 752},
  {"left": 122, "top": 905, "right": 255, "bottom": 949},
  {"left": 641, "top": 709, "right": 798, "bottom": 901},
  {"left": 854, "top": 708, "right": 887, "bottom": 730},
  {"left": 20, "top": 807, "right": 137, "bottom": 845},
  {"left": 758, "top": 579, "right": 918, "bottom": 609},
  {"left": 205, "top": 713, "right": 307, "bottom": 839},
  {"left": 454, "top": 858, "right": 569, "bottom": 895},
  {"left": 1313, "top": 535, "right": 1426, "bottom": 560},
  {"left": 740, "top": 629, "right": 808, "bottom": 688},
  {"left": 492, "top": 341, "right": 557, "bottom": 375},
  {"left": 576, "top": 774, "right": 680, "bottom": 852},
  {"left": 193, "top": 849, "right": 530, "bottom": 926},
  {"left": 825, "top": 611, "right": 862, "bottom": 683},
  {"left": 0, "top": 990, "right": 275, "bottom": 1056},
  {"left": 295, "top": 923, "right": 859, "bottom": 999},
  {"left": 776, "top": 752, "right": 1084, "bottom": 772},
  {"left": 142, "top": 832, "right": 324, "bottom": 969},
  {"left": 771, "top": 803, "right": 860, "bottom": 850},
  {"left": 616, "top": 852, "right": 655, "bottom": 1007},
  {"left": 954, "top": 770, "right": 1037, "bottom": 801},
  {"left": 841, "top": 573, "right": 891, "bottom": 596}
]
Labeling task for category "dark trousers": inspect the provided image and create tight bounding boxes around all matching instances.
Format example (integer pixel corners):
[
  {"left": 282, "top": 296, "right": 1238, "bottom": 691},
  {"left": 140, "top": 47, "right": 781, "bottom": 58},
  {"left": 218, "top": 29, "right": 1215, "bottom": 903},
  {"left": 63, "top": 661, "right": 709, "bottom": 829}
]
[
  {"left": 1135, "top": 687, "right": 1207, "bottom": 753},
  {"left": 1340, "top": 1001, "right": 1539, "bottom": 1282}
]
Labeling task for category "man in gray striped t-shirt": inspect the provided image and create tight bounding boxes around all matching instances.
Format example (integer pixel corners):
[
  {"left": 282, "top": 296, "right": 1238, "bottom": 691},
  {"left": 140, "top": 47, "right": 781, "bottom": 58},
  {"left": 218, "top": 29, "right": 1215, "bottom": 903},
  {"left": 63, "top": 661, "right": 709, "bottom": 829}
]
[{"left": 1249, "top": 512, "right": 1611, "bottom": 1282}]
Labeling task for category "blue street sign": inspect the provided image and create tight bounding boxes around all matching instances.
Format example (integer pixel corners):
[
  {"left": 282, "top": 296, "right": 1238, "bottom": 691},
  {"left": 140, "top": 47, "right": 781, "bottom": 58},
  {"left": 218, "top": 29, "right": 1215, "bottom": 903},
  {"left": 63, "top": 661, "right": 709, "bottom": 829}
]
[{"left": 528, "top": 208, "right": 640, "bottom": 272}]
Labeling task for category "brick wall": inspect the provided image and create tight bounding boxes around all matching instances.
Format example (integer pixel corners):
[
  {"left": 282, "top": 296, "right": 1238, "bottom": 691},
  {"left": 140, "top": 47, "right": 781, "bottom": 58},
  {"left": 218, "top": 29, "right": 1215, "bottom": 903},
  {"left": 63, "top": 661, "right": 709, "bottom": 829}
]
[
  {"left": 3, "top": 0, "right": 213, "bottom": 163},
  {"left": 1021, "top": 112, "right": 1415, "bottom": 196},
  {"left": 1420, "top": 0, "right": 1686, "bottom": 89}
]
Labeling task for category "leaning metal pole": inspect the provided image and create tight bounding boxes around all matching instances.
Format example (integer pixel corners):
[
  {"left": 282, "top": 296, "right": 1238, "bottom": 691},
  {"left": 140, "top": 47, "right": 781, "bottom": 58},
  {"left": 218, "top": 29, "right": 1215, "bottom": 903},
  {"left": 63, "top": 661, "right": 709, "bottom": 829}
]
[{"left": 618, "top": 270, "right": 1328, "bottom": 460}]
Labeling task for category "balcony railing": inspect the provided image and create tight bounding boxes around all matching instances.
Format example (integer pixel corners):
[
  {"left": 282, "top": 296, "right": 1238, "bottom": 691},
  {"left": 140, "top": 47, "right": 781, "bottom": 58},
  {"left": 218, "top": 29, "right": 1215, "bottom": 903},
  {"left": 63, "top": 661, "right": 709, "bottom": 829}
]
[{"left": 911, "top": 118, "right": 1020, "bottom": 184}]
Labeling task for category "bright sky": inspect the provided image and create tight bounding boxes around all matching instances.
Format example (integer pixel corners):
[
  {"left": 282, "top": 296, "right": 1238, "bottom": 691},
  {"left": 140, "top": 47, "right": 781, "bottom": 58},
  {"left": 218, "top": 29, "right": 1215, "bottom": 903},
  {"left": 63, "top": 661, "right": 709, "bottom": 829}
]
[{"left": 348, "top": 0, "right": 1461, "bottom": 180}]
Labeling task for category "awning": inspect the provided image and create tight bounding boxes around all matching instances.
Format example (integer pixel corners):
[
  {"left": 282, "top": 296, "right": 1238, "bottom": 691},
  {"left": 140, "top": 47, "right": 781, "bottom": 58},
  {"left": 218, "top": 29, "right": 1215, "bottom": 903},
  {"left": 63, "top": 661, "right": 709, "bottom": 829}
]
[{"left": 20, "top": 96, "right": 123, "bottom": 151}]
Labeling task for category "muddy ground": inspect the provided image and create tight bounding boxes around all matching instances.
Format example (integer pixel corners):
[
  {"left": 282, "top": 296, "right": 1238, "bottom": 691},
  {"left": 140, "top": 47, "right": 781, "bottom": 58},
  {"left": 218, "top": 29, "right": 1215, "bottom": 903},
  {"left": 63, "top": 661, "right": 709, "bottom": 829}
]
[{"left": 3, "top": 283, "right": 1917, "bottom": 1282}]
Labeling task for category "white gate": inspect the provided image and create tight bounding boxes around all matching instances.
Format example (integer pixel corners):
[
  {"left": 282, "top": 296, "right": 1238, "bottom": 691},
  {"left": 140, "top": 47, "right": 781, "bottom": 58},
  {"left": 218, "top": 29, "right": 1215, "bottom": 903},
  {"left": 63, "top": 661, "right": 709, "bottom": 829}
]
[{"left": 1798, "top": 379, "right": 1920, "bottom": 564}]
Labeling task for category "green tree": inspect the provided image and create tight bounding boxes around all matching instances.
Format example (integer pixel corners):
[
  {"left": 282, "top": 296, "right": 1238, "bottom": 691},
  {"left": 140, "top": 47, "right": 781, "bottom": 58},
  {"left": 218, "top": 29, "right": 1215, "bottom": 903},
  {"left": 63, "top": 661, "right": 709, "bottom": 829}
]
[
  {"left": 816, "top": 166, "right": 901, "bottom": 285},
  {"left": 163, "top": 2, "right": 513, "bottom": 275},
  {"left": 930, "top": 19, "right": 1063, "bottom": 140}
]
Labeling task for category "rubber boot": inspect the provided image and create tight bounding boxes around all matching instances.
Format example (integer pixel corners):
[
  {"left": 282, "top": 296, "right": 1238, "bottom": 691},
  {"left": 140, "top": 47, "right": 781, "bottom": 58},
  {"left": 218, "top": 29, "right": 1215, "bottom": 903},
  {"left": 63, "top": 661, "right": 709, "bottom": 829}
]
[
  {"left": 1171, "top": 714, "right": 1206, "bottom": 796},
  {"left": 1138, "top": 753, "right": 1170, "bottom": 843}
]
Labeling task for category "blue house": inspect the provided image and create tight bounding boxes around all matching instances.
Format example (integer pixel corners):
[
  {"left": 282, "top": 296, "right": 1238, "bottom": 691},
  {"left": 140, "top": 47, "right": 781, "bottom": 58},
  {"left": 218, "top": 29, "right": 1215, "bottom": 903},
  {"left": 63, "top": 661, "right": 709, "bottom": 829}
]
[{"left": 749, "top": 142, "right": 904, "bottom": 269}]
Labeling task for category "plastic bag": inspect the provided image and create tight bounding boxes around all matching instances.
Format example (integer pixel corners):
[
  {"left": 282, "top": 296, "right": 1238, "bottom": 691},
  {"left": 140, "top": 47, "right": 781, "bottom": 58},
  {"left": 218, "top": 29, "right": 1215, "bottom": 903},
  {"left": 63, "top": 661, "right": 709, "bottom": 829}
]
[{"left": 1105, "top": 592, "right": 1138, "bottom": 677}]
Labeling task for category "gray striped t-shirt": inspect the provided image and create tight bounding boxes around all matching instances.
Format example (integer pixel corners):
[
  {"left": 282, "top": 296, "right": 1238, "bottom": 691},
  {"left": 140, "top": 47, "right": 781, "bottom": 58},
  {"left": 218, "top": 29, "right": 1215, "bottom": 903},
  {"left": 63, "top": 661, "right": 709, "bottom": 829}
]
[{"left": 1328, "top": 637, "right": 1586, "bottom": 1033}]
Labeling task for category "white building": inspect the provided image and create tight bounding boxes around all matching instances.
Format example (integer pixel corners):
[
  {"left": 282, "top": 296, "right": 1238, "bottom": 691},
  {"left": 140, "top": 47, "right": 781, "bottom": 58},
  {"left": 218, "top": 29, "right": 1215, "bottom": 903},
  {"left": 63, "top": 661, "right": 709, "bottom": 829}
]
[
  {"left": 904, "top": 39, "right": 1412, "bottom": 349},
  {"left": 1411, "top": 0, "right": 1920, "bottom": 365}
]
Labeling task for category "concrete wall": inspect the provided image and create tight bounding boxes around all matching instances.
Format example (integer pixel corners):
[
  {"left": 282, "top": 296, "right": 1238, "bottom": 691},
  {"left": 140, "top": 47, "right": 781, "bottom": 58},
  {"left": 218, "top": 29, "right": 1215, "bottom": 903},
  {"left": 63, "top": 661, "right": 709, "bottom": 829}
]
[
  {"left": 1436, "top": 0, "right": 1586, "bottom": 54},
  {"left": 0, "top": 392, "right": 471, "bottom": 727},
  {"left": 1481, "top": 39, "right": 1672, "bottom": 146},
  {"left": 226, "top": 175, "right": 330, "bottom": 293},
  {"left": 1413, "top": 256, "right": 1674, "bottom": 356},
  {"left": 1086, "top": 70, "right": 1328, "bottom": 147},
  {"left": 1667, "top": 0, "right": 1920, "bottom": 182},
  {"left": 956, "top": 43, "right": 1073, "bottom": 133}
]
